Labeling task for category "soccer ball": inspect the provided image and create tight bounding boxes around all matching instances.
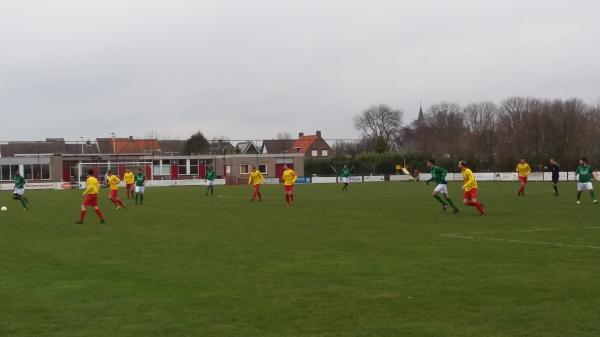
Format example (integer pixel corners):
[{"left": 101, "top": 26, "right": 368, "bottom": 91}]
[{"left": 1, "top": 206, "right": 7, "bottom": 212}]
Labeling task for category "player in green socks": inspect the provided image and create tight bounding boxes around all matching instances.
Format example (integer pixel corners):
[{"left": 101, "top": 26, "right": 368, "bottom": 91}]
[
  {"left": 13, "top": 171, "right": 30, "bottom": 210},
  {"left": 205, "top": 166, "right": 216, "bottom": 196},
  {"left": 340, "top": 165, "right": 351, "bottom": 191},
  {"left": 575, "top": 157, "right": 598, "bottom": 205},
  {"left": 134, "top": 168, "right": 146, "bottom": 205},
  {"left": 425, "top": 159, "right": 458, "bottom": 214}
]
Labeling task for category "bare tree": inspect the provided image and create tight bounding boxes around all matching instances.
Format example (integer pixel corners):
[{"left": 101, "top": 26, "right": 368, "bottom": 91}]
[
  {"left": 354, "top": 104, "right": 403, "bottom": 147},
  {"left": 277, "top": 131, "right": 292, "bottom": 140}
]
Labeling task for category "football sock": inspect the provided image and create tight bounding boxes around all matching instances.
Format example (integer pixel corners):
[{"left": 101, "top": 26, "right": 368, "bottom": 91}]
[
  {"left": 135, "top": 194, "right": 138, "bottom": 204},
  {"left": 94, "top": 209, "right": 104, "bottom": 220},
  {"left": 553, "top": 184, "right": 558, "bottom": 193},
  {"left": 577, "top": 191, "right": 582, "bottom": 201},
  {"left": 446, "top": 198, "right": 458, "bottom": 210},
  {"left": 80, "top": 210, "right": 87, "bottom": 222},
  {"left": 433, "top": 195, "right": 447, "bottom": 206},
  {"left": 140, "top": 194, "right": 143, "bottom": 204},
  {"left": 19, "top": 199, "right": 28, "bottom": 209},
  {"left": 591, "top": 191, "right": 597, "bottom": 200},
  {"left": 474, "top": 202, "right": 484, "bottom": 214}
]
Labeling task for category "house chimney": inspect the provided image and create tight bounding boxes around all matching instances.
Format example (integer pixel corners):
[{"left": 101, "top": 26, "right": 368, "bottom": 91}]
[
  {"left": 129, "top": 136, "right": 133, "bottom": 141},
  {"left": 299, "top": 132, "right": 304, "bottom": 138},
  {"left": 316, "top": 130, "right": 322, "bottom": 137}
]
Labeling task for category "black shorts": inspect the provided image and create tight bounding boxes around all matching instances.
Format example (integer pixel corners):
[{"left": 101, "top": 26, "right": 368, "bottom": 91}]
[{"left": 552, "top": 178, "right": 559, "bottom": 184}]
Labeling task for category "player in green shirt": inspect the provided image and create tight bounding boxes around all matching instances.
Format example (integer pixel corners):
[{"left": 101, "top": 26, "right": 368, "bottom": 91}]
[
  {"left": 340, "top": 165, "right": 351, "bottom": 191},
  {"left": 13, "top": 172, "right": 30, "bottom": 209},
  {"left": 575, "top": 157, "right": 598, "bottom": 205},
  {"left": 425, "top": 159, "right": 458, "bottom": 214},
  {"left": 134, "top": 168, "right": 146, "bottom": 205},
  {"left": 205, "top": 166, "right": 216, "bottom": 196}
]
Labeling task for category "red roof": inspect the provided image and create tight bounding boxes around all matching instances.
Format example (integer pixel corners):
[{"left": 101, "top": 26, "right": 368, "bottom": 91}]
[{"left": 292, "top": 135, "right": 319, "bottom": 153}]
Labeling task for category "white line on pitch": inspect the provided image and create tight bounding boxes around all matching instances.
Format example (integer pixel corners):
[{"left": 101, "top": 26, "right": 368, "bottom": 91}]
[{"left": 441, "top": 233, "right": 600, "bottom": 250}]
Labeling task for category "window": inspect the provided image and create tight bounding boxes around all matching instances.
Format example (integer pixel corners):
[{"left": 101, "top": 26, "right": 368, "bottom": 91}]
[
  {"left": 178, "top": 159, "right": 188, "bottom": 175},
  {"left": 258, "top": 164, "right": 267, "bottom": 174},
  {"left": 33, "top": 164, "right": 42, "bottom": 179},
  {"left": 321, "top": 150, "right": 328, "bottom": 157},
  {"left": 190, "top": 160, "right": 199, "bottom": 175},
  {"left": 41, "top": 164, "right": 50, "bottom": 180},
  {"left": 240, "top": 164, "right": 249, "bottom": 174},
  {"left": 311, "top": 150, "right": 318, "bottom": 157},
  {"left": 0, "top": 166, "right": 9, "bottom": 181},
  {"left": 225, "top": 165, "right": 231, "bottom": 174},
  {"left": 11, "top": 165, "right": 19, "bottom": 178},
  {"left": 153, "top": 160, "right": 161, "bottom": 176},
  {"left": 23, "top": 165, "right": 32, "bottom": 179}
]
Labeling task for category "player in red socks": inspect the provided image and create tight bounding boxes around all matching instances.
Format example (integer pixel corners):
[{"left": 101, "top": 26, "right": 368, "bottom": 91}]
[
  {"left": 107, "top": 170, "right": 126, "bottom": 209},
  {"left": 459, "top": 160, "right": 485, "bottom": 216},
  {"left": 248, "top": 166, "right": 265, "bottom": 202},
  {"left": 75, "top": 169, "right": 105, "bottom": 224},
  {"left": 282, "top": 165, "right": 297, "bottom": 207}
]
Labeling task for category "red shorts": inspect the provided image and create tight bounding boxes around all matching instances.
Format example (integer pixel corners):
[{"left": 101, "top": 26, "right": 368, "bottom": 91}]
[
  {"left": 284, "top": 185, "right": 294, "bottom": 193},
  {"left": 463, "top": 188, "right": 478, "bottom": 200},
  {"left": 518, "top": 176, "right": 528, "bottom": 184},
  {"left": 83, "top": 194, "right": 98, "bottom": 207},
  {"left": 110, "top": 189, "right": 119, "bottom": 199},
  {"left": 126, "top": 183, "right": 133, "bottom": 189}
]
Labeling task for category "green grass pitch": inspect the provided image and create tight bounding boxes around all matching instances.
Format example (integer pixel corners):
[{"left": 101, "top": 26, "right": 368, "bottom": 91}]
[{"left": 1, "top": 182, "right": 600, "bottom": 337}]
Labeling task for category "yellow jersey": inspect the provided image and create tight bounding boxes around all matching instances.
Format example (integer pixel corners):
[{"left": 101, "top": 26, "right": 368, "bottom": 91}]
[
  {"left": 282, "top": 168, "right": 297, "bottom": 186},
  {"left": 462, "top": 168, "right": 478, "bottom": 191},
  {"left": 248, "top": 170, "right": 265, "bottom": 186},
  {"left": 124, "top": 172, "right": 135, "bottom": 184},
  {"left": 516, "top": 163, "right": 531, "bottom": 177},
  {"left": 83, "top": 176, "right": 100, "bottom": 195},
  {"left": 108, "top": 174, "right": 121, "bottom": 191}
]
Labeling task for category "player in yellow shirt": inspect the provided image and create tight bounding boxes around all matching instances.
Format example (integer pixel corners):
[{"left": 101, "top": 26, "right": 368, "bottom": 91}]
[
  {"left": 516, "top": 158, "right": 531, "bottom": 196},
  {"left": 282, "top": 165, "right": 297, "bottom": 206},
  {"left": 107, "top": 170, "right": 126, "bottom": 209},
  {"left": 123, "top": 169, "right": 135, "bottom": 199},
  {"left": 248, "top": 166, "right": 265, "bottom": 202},
  {"left": 75, "top": 169, "right": 105, "bottom": 224},
  {"left": 459, "top": 160, "right": 485, "bottom": 216}
]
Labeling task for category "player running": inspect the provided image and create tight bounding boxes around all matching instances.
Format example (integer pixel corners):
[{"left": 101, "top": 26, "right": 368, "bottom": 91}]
[
  {"left": 547, "top": 158, "right": 560, "bottom": 196},
  {"left": 205, "top": 166, "right": 216, "bottom": 196},
  {"left": 13, "top": 171, "right": 29, "bottom": 210},
  {"left": 575, "top": 157, "right": 598, "bottom": 205},
  {"left": 75, "top": 169, "right": 105, "bottom": 224},
  {"left": 248, "top": 166, "right": 265, "bottom": 202},
  {"left": 459, "top": 160, "right": 485, "bottom": 216},
  {"left": 107, "top": 170, "right": 126, "bottom": 209},
  {"left": 134, "top": 168, "right": 146, "bottom": 205},
  {"left": 282, "top": 165, "right": 297, "bottom": 207},
  {"left": 516, "top": 158, "right": 531, "bottom": 196},
  {"left": 340, "top": 165, "right": 351, "bottom": 191},
  {"left": 425, "top": 159, "right": 458, "bottom": 214},
  {"left": 123, "top": 168, "right": 135, "bottom": 199}
]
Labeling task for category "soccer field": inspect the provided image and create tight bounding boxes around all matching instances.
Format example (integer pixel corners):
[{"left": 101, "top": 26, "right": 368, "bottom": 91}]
[{"left": 1, "top": 182, "right": 599, "bottom": 337}]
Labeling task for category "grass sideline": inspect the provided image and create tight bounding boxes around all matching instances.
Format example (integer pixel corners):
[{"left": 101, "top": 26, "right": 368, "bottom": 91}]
[{"left": 1, "top": 182, "right": 599, "bottom": 337}]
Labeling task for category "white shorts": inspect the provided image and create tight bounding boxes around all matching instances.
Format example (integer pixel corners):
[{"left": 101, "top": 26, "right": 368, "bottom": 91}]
[
  {"left": 13, "top": 187, "right": 25, "bottom": 196},
  {"left": 135, "top": 186, "right": 145, "bottom": 193},
  {"left": 433, "top": 184, "right": 448, "bottom": 194},
  {"left": 341, "top": 177, "right": 349, "bottom": 184},
  {"left": 578, "top": 182, "right": 593, "bottom": 191},
  {"left": 207, "top": 180, "right": 214, "bottom": 186}
]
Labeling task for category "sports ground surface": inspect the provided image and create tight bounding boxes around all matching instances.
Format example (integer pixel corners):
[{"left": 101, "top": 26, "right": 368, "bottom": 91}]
[{"left": 1, "top": 182, "right": 599, "bottom": 337}]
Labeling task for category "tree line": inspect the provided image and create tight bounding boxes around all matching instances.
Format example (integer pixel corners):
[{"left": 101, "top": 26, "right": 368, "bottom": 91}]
[{"left": 351, "top": 98, "right": 600, "bottom": 172}]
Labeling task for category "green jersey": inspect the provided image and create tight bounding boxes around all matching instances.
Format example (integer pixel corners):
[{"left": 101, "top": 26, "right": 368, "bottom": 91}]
[
  {"left": 206, "top": 170, "right": 216, "bottom": 181},
  {"left": 135, "top": 173, "right": 145, "bottom": 187},
  {"left": 576, "top": 165, "right": 593, "bottom": 183},
  {"left": 428, "top": 166, "right": 448, "bottom": 184},
  {"left": 340, "top": 167, "right": 351, "bottom": 178},
  {"left": 14, "top": 175, "right": 25, "bottom": 189}
]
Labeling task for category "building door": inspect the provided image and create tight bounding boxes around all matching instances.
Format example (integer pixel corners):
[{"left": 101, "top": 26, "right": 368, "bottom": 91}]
[
  {"left": 275, "top": 164, "right": 293, "bottom": 180},
  {"left": 171, "top": 163, "right": 178, "bottom": 180}
]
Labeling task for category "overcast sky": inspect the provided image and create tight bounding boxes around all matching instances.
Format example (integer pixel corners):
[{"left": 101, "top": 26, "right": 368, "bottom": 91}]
[{"left": 1, "top": 0, "right": 599, "bottom": 141}]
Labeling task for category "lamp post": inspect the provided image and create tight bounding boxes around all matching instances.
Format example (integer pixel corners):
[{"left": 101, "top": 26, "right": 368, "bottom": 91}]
[
  {"left": 80, "top": 137, "right": 84, "bottom": 155},
  {"left": 110, "top": 132, "right": 116, "bottom": 154}
]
